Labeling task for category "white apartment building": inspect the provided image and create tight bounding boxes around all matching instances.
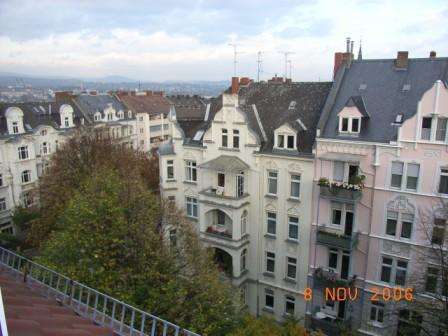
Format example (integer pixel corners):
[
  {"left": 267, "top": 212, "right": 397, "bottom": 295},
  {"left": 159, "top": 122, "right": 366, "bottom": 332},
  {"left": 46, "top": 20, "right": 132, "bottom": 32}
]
[{"left": 159, "top": 77, "right": 331, "bottom": 321}]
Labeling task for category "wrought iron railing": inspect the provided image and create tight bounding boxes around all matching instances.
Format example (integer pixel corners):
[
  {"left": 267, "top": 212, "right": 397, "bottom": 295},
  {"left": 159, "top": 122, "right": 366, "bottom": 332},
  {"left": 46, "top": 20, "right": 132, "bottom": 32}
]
[{"left": 0, "top": 246, "right": 200, "bottom": 336}]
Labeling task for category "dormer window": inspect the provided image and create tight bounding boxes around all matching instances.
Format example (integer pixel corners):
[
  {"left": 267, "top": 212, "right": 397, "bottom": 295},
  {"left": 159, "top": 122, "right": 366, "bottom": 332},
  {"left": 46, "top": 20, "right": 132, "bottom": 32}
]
[
  {"left": 276, "top": 134, "right": 295, "bottom": 150},
  {"left": 12, "top": 122, "right": 19, "bottom": 134},
  {"left": 339, "top": 117, "right": 360, "bottom": 134},
  {"left": 128, "top": 111, "right": 132, "bottom": 118},
  {"left": 94, "top": 112, "right": 101, "bottom": 121},
  {"left": 118, "top": 111, "right": 124, "bottom": 119}
]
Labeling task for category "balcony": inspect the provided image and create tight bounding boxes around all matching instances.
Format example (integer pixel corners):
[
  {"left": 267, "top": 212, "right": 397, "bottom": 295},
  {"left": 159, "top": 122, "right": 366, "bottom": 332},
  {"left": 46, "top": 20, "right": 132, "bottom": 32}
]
[
  {"left": 313, "top": 268, "right": 355, "bottom": 289},
  {"left": 319, "top": 185, "right": 362, "bottom": 203},
  {"left": 199, "top": 187, "right": 249, "bottom": 209},
  {"left": 316, "top": 229, "right": 358, "bottom": 250},
  {"left": 310, "top": 314, "right": 349, "bottom": 336},
  {"left": 205, "top": 226, "right": 232, "bottom": 239}
]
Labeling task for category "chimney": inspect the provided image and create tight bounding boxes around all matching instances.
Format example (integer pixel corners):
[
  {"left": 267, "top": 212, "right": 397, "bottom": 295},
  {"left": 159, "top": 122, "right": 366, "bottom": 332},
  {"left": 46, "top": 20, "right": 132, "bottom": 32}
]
[
  {"left": 231, "top": 77, "right": 239, "bottom": 94},
  {"left": 395, "top": 51, "right": 409, "bottom": 69},
  {"left": 430, "top": 51, "right": 436, "bottom": 59},
  {"left": 333, "top": 52, "right": 344, "bottom": 79},
  {"left": 346, "top": 37, "right": 351, "bottom": 53}
]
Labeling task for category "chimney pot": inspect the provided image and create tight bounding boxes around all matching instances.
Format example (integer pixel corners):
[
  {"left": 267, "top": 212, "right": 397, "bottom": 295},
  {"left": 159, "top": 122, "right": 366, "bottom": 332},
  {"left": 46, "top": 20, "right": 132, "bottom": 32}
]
[
  {"left": 395, "top": 51, "right": 409, "bottom": 69},
  {"left": 430, "top": 51, "right": 436, "bottom": 59},
  {"left": 231, "top": 77, "right": 239, "bottom": 94}
]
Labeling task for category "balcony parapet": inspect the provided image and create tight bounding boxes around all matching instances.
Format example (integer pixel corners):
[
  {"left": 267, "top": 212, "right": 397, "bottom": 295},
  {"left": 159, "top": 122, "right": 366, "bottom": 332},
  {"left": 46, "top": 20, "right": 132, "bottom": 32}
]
[
  {"left": 200, "top": 228, "right": 249, "bottom": 250},
  {"left": 313, "top": 268, "right": 357, "bottom": 289},
  {"left": 316, "top": 229, "right": 359, "bottom": 250},
  {"left": 310, "top": 313, "right": 351, "bottom": 336},
  {"left": 199, "top": 188, "right": 250, "bottom": 209},
  {"left": 318, "top": 177, "right": 364, "bottom": 203}
]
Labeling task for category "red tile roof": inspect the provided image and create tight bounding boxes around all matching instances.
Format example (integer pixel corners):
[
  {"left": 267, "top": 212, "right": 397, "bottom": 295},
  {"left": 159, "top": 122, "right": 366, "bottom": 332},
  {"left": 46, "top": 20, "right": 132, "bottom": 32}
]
[
  {"left": 116, "top": 92, "right": 171, "bottom": 117},
  {"left": 0, "top": 268, "right": 113, "bottom": 336}
]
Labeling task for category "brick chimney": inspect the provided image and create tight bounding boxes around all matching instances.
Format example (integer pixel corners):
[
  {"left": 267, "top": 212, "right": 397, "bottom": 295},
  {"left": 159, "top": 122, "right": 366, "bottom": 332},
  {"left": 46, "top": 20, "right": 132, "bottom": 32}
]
[
  {"left": 395, "top": 51, "right": 409, "bottom": 69},
  {"left": 430, "top": 51, "right": 436, "bottom": 59},
  {"left": 54, "top": 91, "right": 73, "bottom": 102},
  {"left": 231, "top": 77, "right": 239, "bottom": 94},
  {"left": 333, "top": 52, "right": 353, "bottom": 79}
]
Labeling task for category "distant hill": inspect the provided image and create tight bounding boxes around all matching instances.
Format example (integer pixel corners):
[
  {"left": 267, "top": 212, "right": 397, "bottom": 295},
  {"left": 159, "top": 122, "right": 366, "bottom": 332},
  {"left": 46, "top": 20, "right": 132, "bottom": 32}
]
[{"left": 0, "top": 72, "right": 229, "bottom": 96}]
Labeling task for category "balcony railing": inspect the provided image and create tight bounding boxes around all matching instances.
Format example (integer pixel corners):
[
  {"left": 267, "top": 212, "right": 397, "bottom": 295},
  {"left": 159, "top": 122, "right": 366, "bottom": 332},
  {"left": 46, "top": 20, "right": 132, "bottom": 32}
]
[
  {"left": 319, "top": 185, "right": 362, "bottom": 203},
  {"left": 313, "top": 268, "right": 356, "bottom": 289},
  {"left": 316, "top": 229, "right": 359, "bottom": 250},
  {"left": 310, "top": 315, "right": 349, "bottom": 336},
  {"left": 200, "top": 187, "right": 249, "bottom": 200},
  {"left": 205, "top": 226, "right": 232, "bottom": 239},
  {"left": 0, "top": 246, "right": 200, "bottom": 336}
]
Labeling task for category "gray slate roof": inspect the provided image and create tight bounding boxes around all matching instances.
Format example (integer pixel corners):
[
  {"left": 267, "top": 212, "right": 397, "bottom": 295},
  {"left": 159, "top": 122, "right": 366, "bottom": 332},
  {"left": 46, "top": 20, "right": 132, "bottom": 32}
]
[
  {"left": 0, "top": 101, "right": 81, "bottom": 136},
  {"left": 239, "top": 82, "right": 332, "bottom": 154},
  {"left": 318, "top": 57, "right": 448, "bottom": 143},
  {"left": 74, "top": 94, "right": 128, "bottom": 118}
]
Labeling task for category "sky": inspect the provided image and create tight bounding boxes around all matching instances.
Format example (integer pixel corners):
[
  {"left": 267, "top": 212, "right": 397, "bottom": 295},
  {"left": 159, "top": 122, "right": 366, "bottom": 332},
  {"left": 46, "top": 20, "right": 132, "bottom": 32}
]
[{"left": 0, "top": 0, "right": 447, "bottom": 82}]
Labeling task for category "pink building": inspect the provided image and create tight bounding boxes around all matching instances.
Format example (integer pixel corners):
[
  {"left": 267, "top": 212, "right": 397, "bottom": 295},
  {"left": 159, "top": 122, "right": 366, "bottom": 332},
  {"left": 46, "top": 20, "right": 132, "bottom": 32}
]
[{"left": 308, "top": 43, "right": 448, "bottom": 336}]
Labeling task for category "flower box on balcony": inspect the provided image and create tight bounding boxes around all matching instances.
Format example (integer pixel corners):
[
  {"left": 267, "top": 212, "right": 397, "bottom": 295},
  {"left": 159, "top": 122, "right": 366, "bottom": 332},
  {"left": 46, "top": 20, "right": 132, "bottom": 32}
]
[
  {"left": 206, "top": 226, "right": 232, "bottom": 238},
  {"left": 318, "top": 177, "right": 363, "bottom": 202}
]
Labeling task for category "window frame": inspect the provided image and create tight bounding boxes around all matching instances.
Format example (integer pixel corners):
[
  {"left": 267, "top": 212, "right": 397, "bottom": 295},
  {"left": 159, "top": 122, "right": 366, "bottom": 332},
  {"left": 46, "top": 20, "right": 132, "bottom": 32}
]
[
  {"left": 390, "top": 161, "right": 420, "bottom": 191},
  {"left": 266, "top": 211, "right": 277, "bottom": 236},
  {"left": 288, "top": 215, "right": 299, "bottom": 240},
  {"left": 339, "top": 116, "right": 361, "bottom": 134},
  {"left": 12, "top": 121, "right": 19, "bottom": 134},
  {"left": 267, "top": 170, "right": 278, "bottom": 195},
  {"left": 18, "top": 146, "right": 29, "bottom": 160},
  {"left": 369, "top": 301, "right": 385, "bottom": 325},
  {"left": 21, "top": 170, "right": 31, "bottom": 184},
  {"left": 264, "top": 288, "right": 274, "bottom": 309},
  {"left": 221, "top": 128, "right": 228, "bottom": 148},
  {"left": 437, "top": 167, "right": 448, "bottom": 195},
  {"left": 379, "top": 255, "right": 408, "bottom": 286},
  {"left": 185, "top": 196, "right": 198, "bottom": 219},
  {"left": 232, "top": 129, "right": 239, "bottom": 149},
  {"left": 265, "top": 251, "right": 275, "bottom": 274},
  {"left": 290, "top": 174, "right": 301, "bottom": 199},
  {"left": 166, "top": 160, "right": 174, "bottom": 180},
  {"left": 275, "top": 133, "right": 296, "bottom": 150},
  {"left": 384, "top": 209, "right": 414, "bottom": 240},
  {"left": 286, "top": 256, "right": 297, "bottom": 280},
  {"left": 0, "top": 197, "right": 7, "bottom": 211},
  {"left": 185, "top": 160, "right": 197, "bottom": 182},
  {"left": 285, "top": 295, "right": 295, "bottom": 315}
]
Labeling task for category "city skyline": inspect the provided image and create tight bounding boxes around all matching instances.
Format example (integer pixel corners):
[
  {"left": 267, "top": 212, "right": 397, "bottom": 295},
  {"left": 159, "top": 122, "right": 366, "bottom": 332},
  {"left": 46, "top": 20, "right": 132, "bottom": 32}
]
[{"left": 0, "top": 0, "right": 447, "bottom": 81}]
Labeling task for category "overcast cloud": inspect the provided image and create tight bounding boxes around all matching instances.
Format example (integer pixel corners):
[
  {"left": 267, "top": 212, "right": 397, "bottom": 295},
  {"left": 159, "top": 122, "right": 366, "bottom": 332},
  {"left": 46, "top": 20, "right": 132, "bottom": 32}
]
[{"left": 0, "top": 0, "right": 447, "bottom": 81}]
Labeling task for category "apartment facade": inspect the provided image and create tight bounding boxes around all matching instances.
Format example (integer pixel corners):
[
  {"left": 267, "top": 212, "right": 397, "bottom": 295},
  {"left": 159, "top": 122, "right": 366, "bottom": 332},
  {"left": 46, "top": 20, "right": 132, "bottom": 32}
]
[
  {"left": 309, "top": 49, "right": 448, "bottom": 336},
  {"left": 159, "top": 78, "right": 331, "bottom": 321},
  {"left": 0, "top": 101, "right": 78, "bottom": 234}
]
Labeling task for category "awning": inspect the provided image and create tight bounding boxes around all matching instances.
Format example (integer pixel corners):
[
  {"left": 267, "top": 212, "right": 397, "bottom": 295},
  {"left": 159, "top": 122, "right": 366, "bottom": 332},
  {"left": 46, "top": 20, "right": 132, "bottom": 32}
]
[
  {"left": 320, "top": 152, "right": 361, "bottom": 163},
  {"left": 199, "top": 155, "right": 250, "bottom": 171}
]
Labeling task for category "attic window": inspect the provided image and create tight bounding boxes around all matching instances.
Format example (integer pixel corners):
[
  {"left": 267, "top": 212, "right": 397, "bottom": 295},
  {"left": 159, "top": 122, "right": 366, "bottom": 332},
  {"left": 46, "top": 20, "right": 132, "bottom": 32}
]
[
  {"left": 402, "top": 84, "right": 411, "bottom": 92},
  {"left": 395, "top": 114, "right": 403, "bottom": 124},
  {"left": 277, "top": 134, "right": 296, "bottom": 150},
  {"left": 339, "top": 117, "right": 361, "bottom": 134},
  {"left": 289, "top": 101, "right": 297, "bottom": 110},
  {"left": 359, "top": 84, "right": 367, "bottom": 90}
]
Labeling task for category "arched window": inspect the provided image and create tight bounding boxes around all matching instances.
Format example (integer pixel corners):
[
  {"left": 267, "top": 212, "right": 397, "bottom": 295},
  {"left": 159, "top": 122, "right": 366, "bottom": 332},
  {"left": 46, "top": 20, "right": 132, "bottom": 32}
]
[
  {"left": 241, "top": 210, "right": 248, "bottom": 235},
  {"left": 240, "top": 249, "right": 247, "bottom": 272},
  {"left": 21, "top": 170, "right": 31, "bottom": 184}
]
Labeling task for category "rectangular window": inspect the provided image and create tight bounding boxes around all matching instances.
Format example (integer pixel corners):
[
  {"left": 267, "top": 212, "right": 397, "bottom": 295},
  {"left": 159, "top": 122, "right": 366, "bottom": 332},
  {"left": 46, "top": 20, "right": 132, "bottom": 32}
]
[
  {"left": 395, "top": 260, "right": 408, "bottom": 286},
  {"left": 288, "top": 216, "right": 299, "bottom": 240},
  {"left": 218, "top": 172, "right": 225, "bottom": 188},
  {"left": 266, "top": 252, "right": 275, "bottom": 273},
  {"left": 431, "top": 217, "right": 446, "bottom": 245},
  {"left": 380, "top": 257, "right": 393, "bottom": 283},
  {"left": 18, "top": 146, "right": 29, "bottom": 160},
  {"left": 436, "top": 118, "right": 447, "bottom": 141},
  {"left": 287, "top": 135, "right": 295, "bottom": 149},
  {"left": 421, "top": 117, "right": 432, "bottom": 140},
  {"left": 222, "top": 129, "right": 228, "bottom": 147},
  {"left": 186, "top": 197, "right": 198, "bottom": 218},
  {"left": 332, "top": 203, "right": 342, "bottom": 226},
  {"left": 400, "top": 213, "right": 414, "bottom": 239},
  {"left": 233, "top": 129, "right": 239, "bottom": 148},
  {"left": 328, "top": 248, "right": 338, "bottom": 270},
  {"left": 267, "top": 171, "right": 278, "bottom": 195},
  {"left": 370, "top": 301, "right": 384, "bottom": 324},
  {"left": 351, "top": 118, "right": 360, "bottom": 133},
  {"left": 21, "top": 170, "right": 31, "bottom": 183},
  {"left": 425, "top": 267, "right": 439, "bottom": 293},
  {"left": 166, "top": 160, "right": 174, "bottom": 180},
  {"left": 12, "top": 122, "right": 19, "bottom": 134},
  {"left": 236, "top": 173, "right": 244, "bottom": 197},
  {"left": 438, "top": 168, "right": 448, "bottom": 194},
  {"left": 286, "top": 257, "right": 297, "bottom": 280},
  {"left": 285, "top": 296, "right": 295, "bottom": 315},
  {"left": 0, "top": 198, "right": 6, "bottom": 211},
  {"left": 386, "top": 211, "right": 398, "bottom": 236},
  {"left": 265, "top": 289, "right": 274, "bottom": 309},
  {"left": 341, "top": 118, "right": 349, "bottom": 132},
  {"left": 278, "top": 135, "right": 284, "bottom": 148},
  {"left": 185, "top": 160, "right": 197, "bottom": 182},
  {"left": 290, "top": 174, "right": 301, "bottom": 199},
  {"left": 406, "top": 163, "right": 419, "bottom": 190},
  {"left": 267, "top": 212, "right": 277, "bottom": 235},
  {"left": 391, "top": 162, "right": 404, "bottom": 188},
  {"left": 333, "top": 161, "right": 345, "bottom": 182}
]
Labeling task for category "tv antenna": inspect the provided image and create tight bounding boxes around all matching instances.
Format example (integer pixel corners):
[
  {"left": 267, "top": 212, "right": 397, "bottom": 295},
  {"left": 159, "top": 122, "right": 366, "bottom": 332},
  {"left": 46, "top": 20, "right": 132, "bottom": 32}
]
[
  {"left": 228, "top": 43, "right": 243, "bottom": 77},
  {"left": 257, "top": 51, "right": 263, "bottom": 82},
  {"left": 279, "top": 51, "right": 295, "bottom": 79}
]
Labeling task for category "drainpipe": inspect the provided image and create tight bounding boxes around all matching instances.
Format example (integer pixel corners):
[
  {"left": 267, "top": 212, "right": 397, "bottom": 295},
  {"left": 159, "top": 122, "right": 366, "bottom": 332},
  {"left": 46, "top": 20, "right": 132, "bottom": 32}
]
[{"left": 256, "top": 157, "right": 262, "bottom": 317}]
